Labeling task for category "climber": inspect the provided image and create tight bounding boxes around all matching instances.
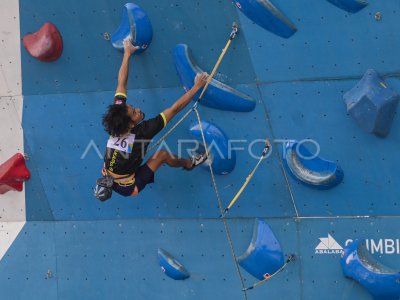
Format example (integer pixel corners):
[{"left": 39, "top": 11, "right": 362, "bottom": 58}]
[{"left": 100, "top": 39, "right": 208, "bottom": 198}]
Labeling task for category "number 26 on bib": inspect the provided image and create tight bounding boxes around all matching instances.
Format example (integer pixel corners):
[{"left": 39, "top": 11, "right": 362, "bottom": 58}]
[{"left": 107, "top": 134, "right": 135, "bottom": 153}]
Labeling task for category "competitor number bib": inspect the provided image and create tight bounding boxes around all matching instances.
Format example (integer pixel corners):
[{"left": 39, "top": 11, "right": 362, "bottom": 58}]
[{"left": 107, "top": 133, "right": 135, "bottom": 153}]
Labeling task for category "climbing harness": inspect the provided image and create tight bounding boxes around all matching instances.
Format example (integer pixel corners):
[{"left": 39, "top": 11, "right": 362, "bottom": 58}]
[
  {"left": 220, "top": 139, "right": 271, "bottom": 218},
  {"left": 242, "top": 255, "right": 296, "bottom": 291}
]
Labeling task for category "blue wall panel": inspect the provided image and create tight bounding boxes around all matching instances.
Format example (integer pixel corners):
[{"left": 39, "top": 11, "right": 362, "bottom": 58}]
[
  {"left": 239, "top": 0, "right": 400, "bottom": 83},
  {"left": 260, "top": 79, "right": 400, "bottom": 217},
  {"left": 19, "top": 0, "right": 256, "bottom": 95},
  {"left": 1, "top": 219, "right": 399, "bottom": 299},
  {"left": 23, "top": 85, "right": 296, "bottom": 220},
  {"left": 298, "top": 218, "right": 400, "bottom": 300},
  {"left": 0, "top": 219, "right": 301, "bottom": 300},
  {"left": 0, "top": 223, "right": 57, "bottom": 299}
]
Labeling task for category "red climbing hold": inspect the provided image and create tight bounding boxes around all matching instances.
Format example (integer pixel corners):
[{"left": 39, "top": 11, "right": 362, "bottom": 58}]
[
  {"left": 22, "top": 22, "right": 63, "bottom": 62},
  {"left": 0, "top": 153, "right": 31, "bottom": 195}
]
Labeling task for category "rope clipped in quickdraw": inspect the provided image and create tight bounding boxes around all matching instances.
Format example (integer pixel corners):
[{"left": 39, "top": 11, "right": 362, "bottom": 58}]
[
  {"left": 193, "top": 107, "right": 249, "bottom": 299},
  {"left": 197, "top": 22, "right": 239, "bottom": 102},
  {"left": 147, "top": 22, "right": 239, "bottom": 154},
  {"left": 220, "top": 139, "right": 271, "bottom": 218},
  {"left": 242, "top": 255, "right": 296, "bottom": 291}
]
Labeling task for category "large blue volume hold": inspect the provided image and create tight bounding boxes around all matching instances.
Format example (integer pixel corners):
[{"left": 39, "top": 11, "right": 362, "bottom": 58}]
[
  {"left": 157, "top": 248, "right": 190, "bottom": 280},
  {"left": 173, "top": 44, "right": 256, "bottom": 112},
  {"left": 325, "top": 0, "right": 368, "bottom": 13},
  {"left": 283, "top": 140, "right": 344, "bottom": 189},
  {"left": 238, "top": 219, "right": 285, "bottom": 280},
  {"left": 111, "top": 3, "right": 153, "bottom": 53},
  {"left": 189, "top": 121, "right": 236, "bottom": 175},
  {"left": 233, "top": 0, "right": 297, "bottom": 38},
  {"left": 341, "top": 239, "right": 400, "bottom": 300},
  {"left": 344, "top": 69, "right": 399, "bottom": 137}
]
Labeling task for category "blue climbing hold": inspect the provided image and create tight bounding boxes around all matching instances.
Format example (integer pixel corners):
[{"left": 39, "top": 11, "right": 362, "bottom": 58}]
[
  {"left": 111, "top": 3, "right": 153, "bottom": 53},
  {"left": 238, "top": 219, "right": 285, "bottom": 280},
  {"left": 341, "top": 239, "right": 400, "bottom": 300},
  {"left": 233, "top": 0, "right": 297, "bottom": 38},
  {"left": 189, "top": 121, "right": 236, "bottom": 175},
  {"left": 344, "top": 69, "right": 399, "bottom": 137},
  {"left": 325, "top": 0, "right": 368, "bottom": 13},
  {"left": 157, "top": 248, "right": 190, "bottom": 280},
  {"left": 173, "top": 44, "right": 256, "bottom": 112},
  {"left": 282, "top": 140, "right": 344, "bottom": 189}
]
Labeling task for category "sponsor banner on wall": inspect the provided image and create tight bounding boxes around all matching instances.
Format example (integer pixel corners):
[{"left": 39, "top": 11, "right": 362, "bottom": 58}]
[{"left": 315, "top": 234, "right": 400, "bottom": 255}]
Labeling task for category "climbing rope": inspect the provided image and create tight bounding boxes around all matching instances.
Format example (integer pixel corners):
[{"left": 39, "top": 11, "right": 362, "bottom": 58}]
[
  {"left": 147, "top": 22, "right": 238, "bottom": 154},
  {"left": 147, "top": 23, "right": 269, "bottom": 297},
  {"left": 193, "top": 107, "right": 248, "bottom": 299},
  {"left": 220, "top": 139, "right": 271, "bottom": 218},
  {"left": 146, "top": 106, "right": 194, "bottom": 154},
  {"left": 198, "top": 21, "right": 238, "bottom": 100}
]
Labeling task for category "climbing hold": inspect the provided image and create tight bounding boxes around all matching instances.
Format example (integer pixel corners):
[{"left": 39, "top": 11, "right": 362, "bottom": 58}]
[
  {"left": 341, "top": 239, "right": 400, "bottom": 300},
  {"left": 0, "top": 153, "right": 31, "bottom": 195},
  {"left": 111, "top": 3, "right": 153, "bottom": 53},
  {"left": 344, "top": 69, "right": 399, "bottom": 137},
  {"left": 189, "top": 121, "right": 236, "bottom": 175},
  {"left": 325, "top": 0, "right": 368, "bottom": 13},
  {"left": 157, "top": 248, "right": 190, "bottom": 280},
  {"left": 173, "top": 44, "right": 256, "bottom": 112},
  {"left": 282, "top": 140, "right": 344, "bottom": 189},
  {"left": 22, "top": 22, "right": 63, "bottom": 62},
  {"left": 233, "top": 0, "right": 297, "bottom": 38},
  {"left": 238, "top": 219, "right": 285, "bottom": 280}
]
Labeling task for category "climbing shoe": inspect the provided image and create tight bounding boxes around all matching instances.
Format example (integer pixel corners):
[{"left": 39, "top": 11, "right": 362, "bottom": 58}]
[{"left": 184, "top": 153, "right": 208, "bottom": 171}]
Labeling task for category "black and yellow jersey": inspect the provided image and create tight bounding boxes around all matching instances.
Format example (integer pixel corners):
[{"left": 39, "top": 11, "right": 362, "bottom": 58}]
[{"left": 103, "top": 93, "right": 167, "bottom": 175}]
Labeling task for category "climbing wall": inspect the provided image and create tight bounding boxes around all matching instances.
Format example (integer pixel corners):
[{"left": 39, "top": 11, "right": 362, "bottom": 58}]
[
  {"left": 1, "top": 0, "right": 400, "bottom": 299},
  {"left": 0, "top": 0, "right": 27, "bottom": 265}
]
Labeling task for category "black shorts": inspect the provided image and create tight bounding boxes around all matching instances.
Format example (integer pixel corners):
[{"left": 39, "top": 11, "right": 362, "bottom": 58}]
[{"left": 112, "top": 164, "right": 155, "bottom": 197}]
